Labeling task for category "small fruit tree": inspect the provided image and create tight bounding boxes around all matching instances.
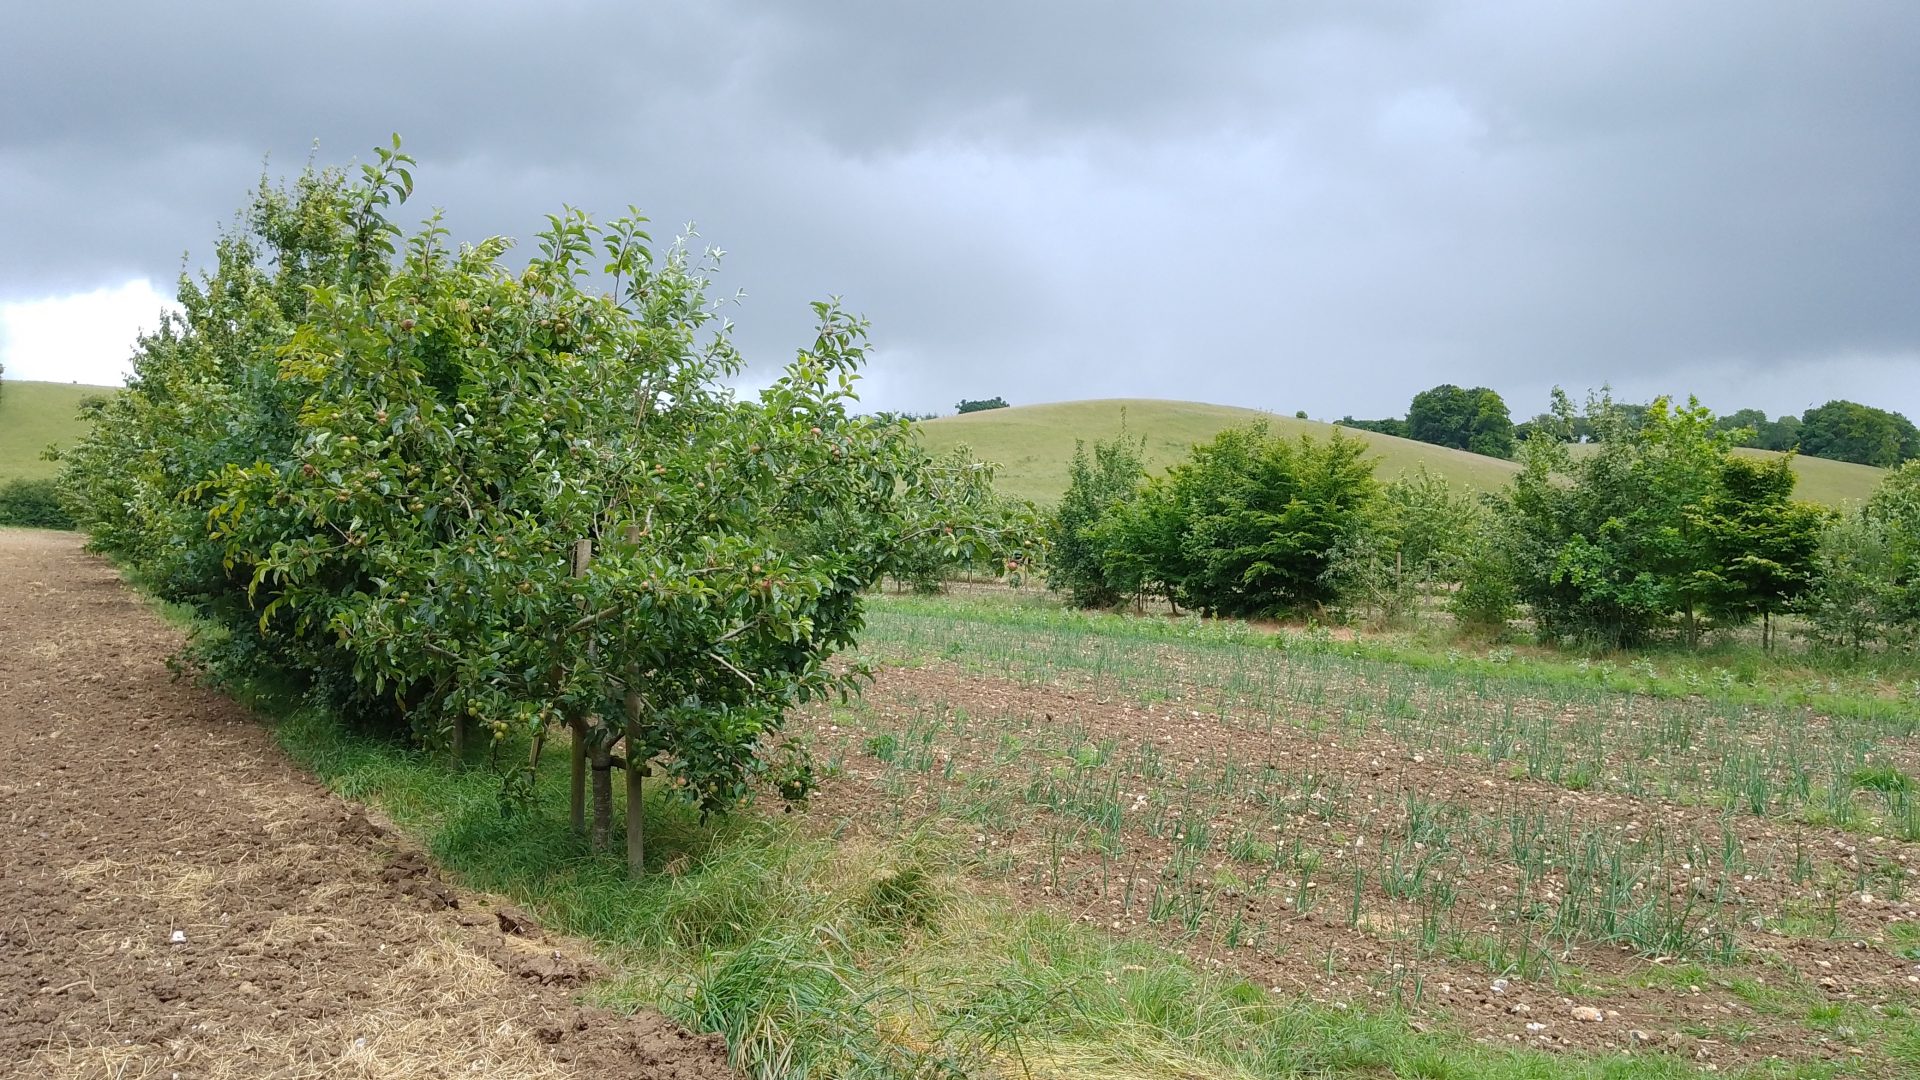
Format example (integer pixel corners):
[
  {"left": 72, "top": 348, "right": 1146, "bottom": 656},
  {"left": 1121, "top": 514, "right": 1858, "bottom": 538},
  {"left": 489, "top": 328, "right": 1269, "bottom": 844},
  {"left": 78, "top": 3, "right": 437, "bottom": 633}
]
[{"left": 65, "top": 140, "right": 1028, "bottom": 874}]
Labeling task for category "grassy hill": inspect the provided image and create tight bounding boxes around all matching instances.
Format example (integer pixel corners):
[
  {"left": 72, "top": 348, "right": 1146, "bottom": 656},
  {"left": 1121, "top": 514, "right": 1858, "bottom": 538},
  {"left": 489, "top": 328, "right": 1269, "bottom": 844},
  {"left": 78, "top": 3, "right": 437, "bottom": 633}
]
[
  {"left": 6, "top": 386, "right": 1884, "bottom": 509},
  {"left": 916, "top": 398, "right": 1886, "bottom": 508},
  {"left": 1731, "top": 447, "right": 1887, "bottom": 507},
  {"left": 0, "top": 380, "right": 117, "bottom": 482},
  {"left": 915, "top": 399, "right": 1522, "bottom": 504}
]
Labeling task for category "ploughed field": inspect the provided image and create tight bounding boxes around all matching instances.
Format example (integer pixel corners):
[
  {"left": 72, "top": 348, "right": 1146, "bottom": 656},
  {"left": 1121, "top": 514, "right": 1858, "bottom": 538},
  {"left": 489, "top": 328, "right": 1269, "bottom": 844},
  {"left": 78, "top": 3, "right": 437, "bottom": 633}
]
[
  {"left": 0, "top": 529, "right": 731, "bottom": 1080},
  {"left": 797, "top": 598, "right": 1920, "bottom": 1072}
]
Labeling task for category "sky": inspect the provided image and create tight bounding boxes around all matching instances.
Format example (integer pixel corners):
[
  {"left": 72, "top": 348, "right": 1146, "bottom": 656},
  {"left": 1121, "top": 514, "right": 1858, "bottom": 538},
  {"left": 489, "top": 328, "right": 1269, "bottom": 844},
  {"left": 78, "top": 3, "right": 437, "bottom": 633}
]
[{"left": 2, "top": 1, "right": 1916, "bottom": 423}]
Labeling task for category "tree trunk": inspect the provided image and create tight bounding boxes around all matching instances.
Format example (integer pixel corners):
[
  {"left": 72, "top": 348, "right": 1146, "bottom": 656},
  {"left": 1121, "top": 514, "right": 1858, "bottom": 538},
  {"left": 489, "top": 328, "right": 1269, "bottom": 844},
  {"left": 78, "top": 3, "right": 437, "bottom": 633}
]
[
  {"left": 450, "top": 714, "right": 466, "bottom": 769},
  {"left": 624, "top": 689, "right": 645, "bottom": 877},
  {"left": 569, "top": 718, "right": 588, "bottom": 834}
]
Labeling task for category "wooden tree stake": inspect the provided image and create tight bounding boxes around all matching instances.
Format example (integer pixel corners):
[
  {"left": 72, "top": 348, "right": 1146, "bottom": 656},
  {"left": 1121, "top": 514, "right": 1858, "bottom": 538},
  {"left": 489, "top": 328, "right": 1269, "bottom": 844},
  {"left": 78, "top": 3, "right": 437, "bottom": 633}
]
[{"left": 569, "top": 538, "right": 592, "bottom": 836}]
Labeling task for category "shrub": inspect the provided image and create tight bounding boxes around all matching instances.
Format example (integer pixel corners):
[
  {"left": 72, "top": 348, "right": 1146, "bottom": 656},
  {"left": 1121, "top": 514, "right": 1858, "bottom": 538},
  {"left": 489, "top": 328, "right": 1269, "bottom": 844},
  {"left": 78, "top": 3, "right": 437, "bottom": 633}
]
[
  {"left": 1090, "top": 423, "right": 1377, "bottom": 618},
  {"left": 1449, "top": 540, "right": 1517, "bottom": 633},
  {"left": 0, "top": 479, "right": 75, "bottom": 530},
  {"left": 1044, "top": 432, "right": 1145, "bottom": 607},
  {"left": 1802, "top": 462, "right": 1920, "bottom": 650},
  {"left": 1326, "top": 468, "right": 1478, "bottom": 625},
  {"left": 1496, "top": 394, "right": 1822, "bottom": 647}
]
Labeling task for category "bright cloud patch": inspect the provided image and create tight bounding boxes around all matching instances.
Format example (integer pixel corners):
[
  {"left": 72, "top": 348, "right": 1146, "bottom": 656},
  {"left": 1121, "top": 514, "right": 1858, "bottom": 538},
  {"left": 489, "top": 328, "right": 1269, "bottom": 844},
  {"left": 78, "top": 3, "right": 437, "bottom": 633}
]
[{"left": 0, "top": 279, "right": 176, "bottom": 386}]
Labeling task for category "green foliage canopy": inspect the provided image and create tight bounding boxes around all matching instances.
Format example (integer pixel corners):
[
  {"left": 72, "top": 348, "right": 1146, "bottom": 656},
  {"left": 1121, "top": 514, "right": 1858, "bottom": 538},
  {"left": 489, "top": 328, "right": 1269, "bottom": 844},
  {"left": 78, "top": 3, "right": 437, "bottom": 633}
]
[
  {"left": 1496, "top": 396, "right": 1825, "bottom": 646},
  {"left": 1798, "top": 399, "right": 1920, "bottom": 468},
  {"left": 1044, "top": 431, "right": 1147, "bottom": 607},
  {"left": 1406, "top": 384, "right": 1515, "bottom": 459},
  {"left": 1106, "top": 424, "right": 1378, "bottom": 617},
  {"left": 60, "top": 142, "right": 1022, "bottom": 854},
  {"left": 1803, "top": 462, "right": 1920, "bottom": 650}
]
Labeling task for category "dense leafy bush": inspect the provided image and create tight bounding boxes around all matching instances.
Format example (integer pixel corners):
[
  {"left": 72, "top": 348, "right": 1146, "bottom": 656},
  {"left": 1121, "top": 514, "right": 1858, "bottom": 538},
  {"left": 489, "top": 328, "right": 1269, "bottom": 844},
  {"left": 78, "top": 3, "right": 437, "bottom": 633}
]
[
  {"left": 60, "top": 141, "right": 1025, "bottom": 872},
  {"left": 1407, "top": 383, "right": 1515, "bottom": 458},
  {"left": 1324, "top": 467, "right": 1478, "bottom": 625},
  {"left": 1798, "top": 399, "right": 1920, "bottom": 467},
  {"left": 1803, "top": 462, "right": 1920, "bottom": 649},
  {"left": 1495, "top": 396, "right": 1825, "bottom": 647},
  {"left": 1449, "top": 539, "right": 1518, "bottom": 633},
  {"left": 0, "top": 479, "right": 74, "bottom": 529},
  {"left": 954, "top": 396, "right": 1009, "bottom": 414},
  {"left": 1044, "top": 432, "right": 1146, "bottom": 606},
  {"left": 1080, "top": 424, "right": 1376, "bottom": 618}
]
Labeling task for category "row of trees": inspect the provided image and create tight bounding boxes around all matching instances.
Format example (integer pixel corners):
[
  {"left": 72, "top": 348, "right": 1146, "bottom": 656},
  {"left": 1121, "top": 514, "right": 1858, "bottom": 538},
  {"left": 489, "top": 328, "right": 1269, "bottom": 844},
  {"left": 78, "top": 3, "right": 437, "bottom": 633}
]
[
  {"left": 58, "top": 143, "right": 1028, "bottom": 875},
  {"left": 1515, "top": 393, "right": 1918, "bottom": 468},
  {"left": 1345, "top": 383, "right": 1917, "bottom": 470},
  {"left": 1050, "top": 395, "right": 1920, "bottom": 651},
  {"left": 1499, "top": 399, "right": 1827, "bottom": 647}
]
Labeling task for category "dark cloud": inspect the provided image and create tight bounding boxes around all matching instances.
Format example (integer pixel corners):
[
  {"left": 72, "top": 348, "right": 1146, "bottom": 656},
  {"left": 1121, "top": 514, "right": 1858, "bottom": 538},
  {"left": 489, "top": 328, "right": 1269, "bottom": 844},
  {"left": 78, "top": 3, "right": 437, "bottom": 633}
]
[{"left": 4, "top": 1, "right": 1916, "bottom": 419}]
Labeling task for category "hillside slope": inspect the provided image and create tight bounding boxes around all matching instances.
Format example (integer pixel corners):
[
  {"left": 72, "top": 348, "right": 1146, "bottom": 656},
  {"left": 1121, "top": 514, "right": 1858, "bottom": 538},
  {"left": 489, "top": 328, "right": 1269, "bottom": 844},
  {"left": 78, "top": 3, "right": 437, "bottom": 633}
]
[
  {"left": 916, "top": 398, "right": 1885, "bottom": 508},
  {"left": 0, "top": 380, "right": 117, "bottom": 482},
  {"left": 1730, "top": 447, "right": 1887, "bottom": 507},
  {"left": 914, "top": 399, "right": 1522, "bottom": 504}
]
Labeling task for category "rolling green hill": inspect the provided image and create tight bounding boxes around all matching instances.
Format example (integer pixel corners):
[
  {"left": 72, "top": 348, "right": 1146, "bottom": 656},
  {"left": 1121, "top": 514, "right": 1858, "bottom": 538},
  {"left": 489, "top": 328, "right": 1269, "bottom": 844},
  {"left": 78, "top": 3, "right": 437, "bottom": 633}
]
[
  {"left": 915, "top": 398, "right": 1886, "bottom": 508},
  {"left": 1730, "top": 447, "right": 1885, "bottom": 507},
  {"left": 5, "top": 386, "right": 1885, "bottom": 509},
  {"left": 0, "top": 380, "right": 117, "bottom": 482},
  {"left": 915, "top": 399, "right": 1522, "bottom": 504}
]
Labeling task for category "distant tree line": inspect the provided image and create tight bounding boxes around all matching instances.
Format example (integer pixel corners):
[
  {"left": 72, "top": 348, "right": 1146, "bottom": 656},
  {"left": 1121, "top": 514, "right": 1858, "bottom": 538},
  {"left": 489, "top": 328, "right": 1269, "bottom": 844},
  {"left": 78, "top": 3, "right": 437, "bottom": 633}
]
[
  {"left": 1050, "top": 391, "right": 1920, "bottom": 652},
  {"left": 862, "top": 399, "right": 1008, "bottom": 421},
  {"left": 1342, "top": 382, "right": 1919, "bottom": 470},
  {"left": 1514, "top": 392, "right": 1919, "bottom": 469}
]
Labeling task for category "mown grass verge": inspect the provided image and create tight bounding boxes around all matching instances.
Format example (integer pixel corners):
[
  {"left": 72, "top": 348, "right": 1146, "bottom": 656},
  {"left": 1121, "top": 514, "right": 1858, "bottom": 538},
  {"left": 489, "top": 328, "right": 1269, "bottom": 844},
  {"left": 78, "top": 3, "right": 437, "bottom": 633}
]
[{"left": 145, "top": 586, "right": 1750, "bottom": 1079}]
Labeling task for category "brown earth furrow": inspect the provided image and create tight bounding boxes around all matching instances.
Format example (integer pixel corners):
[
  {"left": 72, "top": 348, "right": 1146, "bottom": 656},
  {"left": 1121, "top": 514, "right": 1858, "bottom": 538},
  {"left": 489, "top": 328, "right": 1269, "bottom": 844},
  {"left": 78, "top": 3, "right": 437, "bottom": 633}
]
[{"left": 0, "top": 529, "right": 732, "bottom": 1080}]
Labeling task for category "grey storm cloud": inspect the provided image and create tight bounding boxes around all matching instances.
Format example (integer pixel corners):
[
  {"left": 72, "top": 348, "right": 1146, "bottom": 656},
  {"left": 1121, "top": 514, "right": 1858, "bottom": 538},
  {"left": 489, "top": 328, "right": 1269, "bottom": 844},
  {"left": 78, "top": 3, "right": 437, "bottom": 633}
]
[{"left": 3, "top": 0, "right": 1916, "bottom": 419}]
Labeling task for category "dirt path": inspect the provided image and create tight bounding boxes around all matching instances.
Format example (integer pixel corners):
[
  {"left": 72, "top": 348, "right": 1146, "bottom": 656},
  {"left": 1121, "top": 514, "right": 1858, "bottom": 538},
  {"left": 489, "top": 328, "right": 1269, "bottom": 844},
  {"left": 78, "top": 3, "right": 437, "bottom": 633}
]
[{"left": 0, "top": 529, "right": 732, "bottom": 1080}]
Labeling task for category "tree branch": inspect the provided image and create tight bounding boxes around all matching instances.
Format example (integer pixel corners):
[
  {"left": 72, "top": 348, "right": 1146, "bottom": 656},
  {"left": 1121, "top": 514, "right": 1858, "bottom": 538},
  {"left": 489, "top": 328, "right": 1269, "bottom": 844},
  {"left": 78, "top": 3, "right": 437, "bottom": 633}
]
[{"left": 708, "top": 650, "right": 755, "bottom": 688}]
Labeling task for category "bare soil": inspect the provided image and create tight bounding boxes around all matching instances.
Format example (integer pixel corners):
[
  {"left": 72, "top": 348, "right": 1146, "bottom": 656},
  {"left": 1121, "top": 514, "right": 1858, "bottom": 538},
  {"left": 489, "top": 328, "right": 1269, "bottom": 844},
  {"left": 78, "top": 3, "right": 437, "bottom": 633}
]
[{"left": 0, "top": 529, "right": 733, "bottom": 1080}]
